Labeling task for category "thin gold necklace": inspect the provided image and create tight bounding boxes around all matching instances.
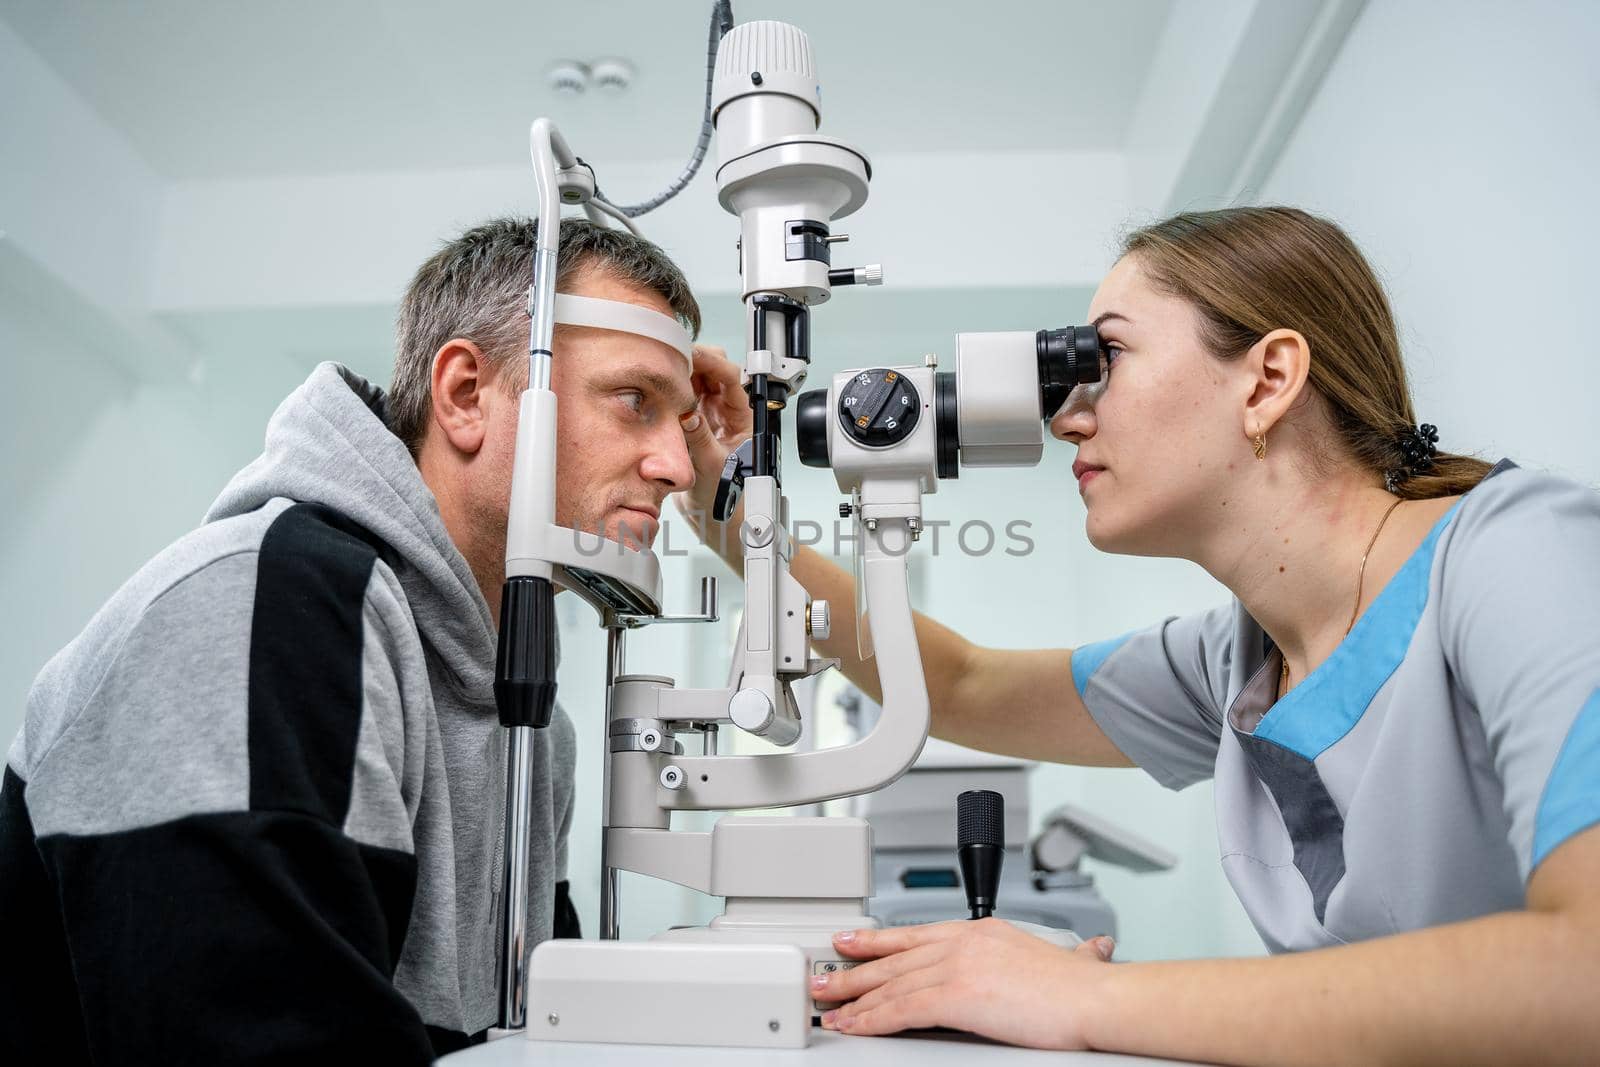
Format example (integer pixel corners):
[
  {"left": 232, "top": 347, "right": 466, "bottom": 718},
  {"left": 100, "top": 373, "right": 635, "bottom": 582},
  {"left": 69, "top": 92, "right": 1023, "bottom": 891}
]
[{"left": 1278, "top": 496, "right": 1404, "bottom": 699}]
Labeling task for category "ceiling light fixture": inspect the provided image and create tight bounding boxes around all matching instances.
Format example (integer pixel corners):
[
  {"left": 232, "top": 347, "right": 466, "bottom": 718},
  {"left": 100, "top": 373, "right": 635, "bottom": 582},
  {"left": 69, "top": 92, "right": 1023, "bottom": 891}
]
[
  {"left": 590, "top": 58, "right": 635, "bottom": 94},
  {"left": 547, "top": 60, "right": 591, "bottom": 96}
]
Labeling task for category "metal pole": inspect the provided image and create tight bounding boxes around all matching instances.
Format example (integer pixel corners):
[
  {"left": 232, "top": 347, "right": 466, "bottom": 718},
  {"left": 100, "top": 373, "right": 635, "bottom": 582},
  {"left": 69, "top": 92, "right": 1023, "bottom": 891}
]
[
  {"left": 600, "top": 626, "right": 627, "bottom": 940},
  {"left": 497, "top": 725, "right": 537, "bottom": 1028}
]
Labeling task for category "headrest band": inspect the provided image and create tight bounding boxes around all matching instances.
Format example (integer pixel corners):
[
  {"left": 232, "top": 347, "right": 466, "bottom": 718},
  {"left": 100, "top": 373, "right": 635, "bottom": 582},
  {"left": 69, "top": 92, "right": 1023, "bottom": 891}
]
[{"left": 551, "top": 293, "right": 693, "bottom": 365}]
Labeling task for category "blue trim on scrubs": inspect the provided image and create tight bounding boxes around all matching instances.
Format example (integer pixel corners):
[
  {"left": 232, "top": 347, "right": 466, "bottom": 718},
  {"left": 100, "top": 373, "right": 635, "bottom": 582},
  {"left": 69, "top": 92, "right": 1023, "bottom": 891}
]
[
  {"left": 1255, "top": 501, "right": 1464, "bottom": 761},
  {"left": 1072, "top": 630, "right": 1136, "bottom": 698},
  {"left": 1532, "top": 688, "right": 1600, "bottom": 871}
]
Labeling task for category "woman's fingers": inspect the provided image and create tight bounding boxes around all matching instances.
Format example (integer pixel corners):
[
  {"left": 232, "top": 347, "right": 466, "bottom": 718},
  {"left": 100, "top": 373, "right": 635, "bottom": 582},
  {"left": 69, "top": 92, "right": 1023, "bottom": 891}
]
[
  {"left": 823, "top": 960, "right": 948, "bottom": 1027},
  {"left": 690, "top": 343, "right": 741, "bottom": 392},
  {"left": 689, "top": 344, "right": 751, "bottom": 445},
  {"left": 818, "top": 923, "right": 1109, "bottom": 1050},
  {"left": 811, "top": 942, "right": 944, "bottom": 1004},
  {"left": 1083, "top": 935, "right": 1115, "bottom": 961},
  {"left": 831, "top": 920, "right": 967, "bottom": 960},
  {"left": 831, "top": 986, "right": 950, "bottom": 1037}
]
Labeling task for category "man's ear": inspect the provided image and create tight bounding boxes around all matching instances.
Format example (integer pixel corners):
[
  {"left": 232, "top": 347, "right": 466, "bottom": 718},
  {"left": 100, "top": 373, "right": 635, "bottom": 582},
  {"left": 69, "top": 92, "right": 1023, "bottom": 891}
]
[
  {"left": 1241, "top": 328, "right": 1311, "bottom": 443},
  {"left": 429, "top": 338, "right": 492, "bottom": 456}
]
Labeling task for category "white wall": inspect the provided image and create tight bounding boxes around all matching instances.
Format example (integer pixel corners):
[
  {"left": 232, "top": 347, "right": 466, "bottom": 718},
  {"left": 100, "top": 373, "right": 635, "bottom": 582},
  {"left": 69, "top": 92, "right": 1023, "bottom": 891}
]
[
  {"left": 1259, "top": 0, "right": 1600, "bottom": 487},
  {"left": 0, "top": 348, "right": 310, "bottom": 747}
]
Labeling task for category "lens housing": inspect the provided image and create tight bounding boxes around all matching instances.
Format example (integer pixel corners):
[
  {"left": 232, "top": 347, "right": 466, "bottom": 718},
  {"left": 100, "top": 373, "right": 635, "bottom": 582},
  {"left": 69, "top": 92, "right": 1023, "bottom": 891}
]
[
  {"left": 934, "top": 371, "right": 960, "bottom": 480},
  {"left": 795, "top": 389, "right": 831, "bottom": 468},
  {"left": 1036, "top": 325, "right": 1101, "bottom": 419}
]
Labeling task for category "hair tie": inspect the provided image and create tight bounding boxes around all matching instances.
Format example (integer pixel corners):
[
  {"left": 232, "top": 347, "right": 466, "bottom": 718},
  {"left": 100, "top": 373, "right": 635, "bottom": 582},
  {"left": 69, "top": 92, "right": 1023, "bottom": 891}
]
[{"left": 1385, "top": 423, "right": 1440, "bottom": 492}]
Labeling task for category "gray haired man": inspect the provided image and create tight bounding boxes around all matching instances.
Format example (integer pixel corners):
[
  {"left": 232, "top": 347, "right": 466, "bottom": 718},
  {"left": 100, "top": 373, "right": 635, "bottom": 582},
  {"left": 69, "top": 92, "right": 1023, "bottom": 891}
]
[{"left": 0, "top": 218, "right": 730, "bottom": 1062}]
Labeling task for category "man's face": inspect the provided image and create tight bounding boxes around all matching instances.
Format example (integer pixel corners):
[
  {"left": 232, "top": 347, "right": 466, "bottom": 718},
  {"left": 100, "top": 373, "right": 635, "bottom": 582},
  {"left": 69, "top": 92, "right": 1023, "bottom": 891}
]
[{"left": 485, "top": 266, "right": 697, "bottom": 551}]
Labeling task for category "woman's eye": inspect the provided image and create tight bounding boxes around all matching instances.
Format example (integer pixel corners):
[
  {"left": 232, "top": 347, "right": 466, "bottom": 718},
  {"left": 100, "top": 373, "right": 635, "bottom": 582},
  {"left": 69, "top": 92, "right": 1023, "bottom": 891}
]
[{"left": 1100, "top": 345, "right": 1123, "bottom": 373}]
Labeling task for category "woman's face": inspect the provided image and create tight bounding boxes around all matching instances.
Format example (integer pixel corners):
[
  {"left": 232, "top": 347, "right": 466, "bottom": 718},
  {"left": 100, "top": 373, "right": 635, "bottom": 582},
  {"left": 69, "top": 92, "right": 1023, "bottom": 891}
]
[{"left": 1051, "top": 254, "right": 1250, "bottom": 558}]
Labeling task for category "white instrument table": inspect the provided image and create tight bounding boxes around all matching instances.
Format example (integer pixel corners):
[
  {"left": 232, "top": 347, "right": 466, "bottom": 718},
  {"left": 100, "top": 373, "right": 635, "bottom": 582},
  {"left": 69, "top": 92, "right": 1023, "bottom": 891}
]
[{"left": 441, "top": 1028, "right": 1199, "bottom": 1065}]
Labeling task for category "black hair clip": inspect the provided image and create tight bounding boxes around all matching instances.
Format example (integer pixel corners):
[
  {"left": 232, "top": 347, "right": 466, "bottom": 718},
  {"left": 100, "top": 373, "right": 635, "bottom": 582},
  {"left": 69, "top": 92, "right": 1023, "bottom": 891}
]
[{"left": 1386, "top": 423, "right": 1440, "bottom": 492}]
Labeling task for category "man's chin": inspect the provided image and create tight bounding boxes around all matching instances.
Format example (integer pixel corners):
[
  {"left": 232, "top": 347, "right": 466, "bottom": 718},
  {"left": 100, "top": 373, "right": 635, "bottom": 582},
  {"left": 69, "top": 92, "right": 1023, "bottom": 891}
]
[{"left": 608, "top": 511, "right": 659, "bottom": 551}]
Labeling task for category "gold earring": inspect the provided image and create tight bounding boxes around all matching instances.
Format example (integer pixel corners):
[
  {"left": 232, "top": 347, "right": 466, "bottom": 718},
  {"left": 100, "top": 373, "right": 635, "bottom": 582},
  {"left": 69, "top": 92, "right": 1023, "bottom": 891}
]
[{"left": 1252, "top": 432, "right": 1267, "bottom": 461}]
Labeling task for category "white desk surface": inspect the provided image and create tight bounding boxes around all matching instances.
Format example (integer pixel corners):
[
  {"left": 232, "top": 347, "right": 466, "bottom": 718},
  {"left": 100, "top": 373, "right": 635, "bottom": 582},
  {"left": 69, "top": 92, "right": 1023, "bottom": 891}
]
[{"left": 441, "top": 1028, "right": 1198, "bottom": 1065}]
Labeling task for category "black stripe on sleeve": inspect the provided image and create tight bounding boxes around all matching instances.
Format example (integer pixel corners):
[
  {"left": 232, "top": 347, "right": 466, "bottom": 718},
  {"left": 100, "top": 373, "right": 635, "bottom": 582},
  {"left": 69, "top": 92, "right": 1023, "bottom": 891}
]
[
  {"left": 248, "top": 503, "right": 388, "bottom": 824},
  {"left": 36, "top": 809, "right": 432, "bottom": 1065},
  {"left": 0, "top": 766, "right": 92, "bottom": 1066}
]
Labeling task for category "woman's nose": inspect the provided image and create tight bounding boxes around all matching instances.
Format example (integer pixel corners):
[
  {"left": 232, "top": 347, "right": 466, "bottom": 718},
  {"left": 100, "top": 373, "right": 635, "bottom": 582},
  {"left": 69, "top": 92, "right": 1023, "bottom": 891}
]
[{"left": 1049, "top": 387, "right": 1097, "bottom": 443}]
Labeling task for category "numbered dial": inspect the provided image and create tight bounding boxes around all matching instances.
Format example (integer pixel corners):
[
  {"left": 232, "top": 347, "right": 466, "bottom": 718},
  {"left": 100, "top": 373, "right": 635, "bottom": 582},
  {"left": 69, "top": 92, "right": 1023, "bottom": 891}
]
[{"left": 838, "top": 369, "right": 921, "bottom": 448}]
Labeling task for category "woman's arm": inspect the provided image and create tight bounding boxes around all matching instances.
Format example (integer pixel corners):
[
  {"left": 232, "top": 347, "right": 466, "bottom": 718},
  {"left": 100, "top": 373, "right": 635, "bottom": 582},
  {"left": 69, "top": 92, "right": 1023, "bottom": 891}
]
[
  {"left": 814, "top": 823, "right": 1600, "bottom": 1066},
  {"left": 786, "top": 538, "right": 1133, "bottom": 767}
]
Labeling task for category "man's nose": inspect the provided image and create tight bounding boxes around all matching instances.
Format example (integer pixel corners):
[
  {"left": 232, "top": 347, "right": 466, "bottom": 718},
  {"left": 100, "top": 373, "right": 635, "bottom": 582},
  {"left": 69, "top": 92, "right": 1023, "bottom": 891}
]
[
  {"left": 642, "top": 422, "right": 696, "bottom": 493},
  {"left": 1049, "top": 385, "right": 1098, "bottom": 443}
]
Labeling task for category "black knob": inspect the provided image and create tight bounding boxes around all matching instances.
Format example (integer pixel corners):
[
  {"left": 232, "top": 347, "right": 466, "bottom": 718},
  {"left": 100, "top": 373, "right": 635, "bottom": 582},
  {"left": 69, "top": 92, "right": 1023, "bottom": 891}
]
[
  {"left": 495, "top": 576, "right": 559, "bottom": 729},
  {"left": 796, "top": 389, "right": 831, "bottom": 468},
  {"left": 957, "top": 789, "right": 1004, "bottom": 920},
  {"left": 712, "top": 439, "right": 756, "bottom": 523},
  {"left": 838, "top": 369, "right": 921, "bottom": 448}
]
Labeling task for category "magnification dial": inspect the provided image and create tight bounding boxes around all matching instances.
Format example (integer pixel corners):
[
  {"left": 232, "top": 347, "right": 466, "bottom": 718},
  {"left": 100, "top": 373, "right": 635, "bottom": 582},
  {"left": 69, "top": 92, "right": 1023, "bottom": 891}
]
[{"left": 838, "top": 368, "right": 921, "bottom": 448}]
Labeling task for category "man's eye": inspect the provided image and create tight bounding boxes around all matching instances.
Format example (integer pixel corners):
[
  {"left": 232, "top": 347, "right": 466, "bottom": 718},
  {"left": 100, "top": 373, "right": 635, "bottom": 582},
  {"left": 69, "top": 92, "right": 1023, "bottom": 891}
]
[{"left": 616, "top": 391, "right": 646, "bottom": 413}]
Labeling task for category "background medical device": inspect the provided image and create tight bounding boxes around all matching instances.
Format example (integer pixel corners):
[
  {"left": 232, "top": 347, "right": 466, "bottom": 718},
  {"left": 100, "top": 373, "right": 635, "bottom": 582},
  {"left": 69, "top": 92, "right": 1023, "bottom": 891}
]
[
  {"left": 502, "top": 8, "right": 1115, "bottom": 1050},
  {"left": 836, "top": 684, "right": 1175, "bottom": 938}
]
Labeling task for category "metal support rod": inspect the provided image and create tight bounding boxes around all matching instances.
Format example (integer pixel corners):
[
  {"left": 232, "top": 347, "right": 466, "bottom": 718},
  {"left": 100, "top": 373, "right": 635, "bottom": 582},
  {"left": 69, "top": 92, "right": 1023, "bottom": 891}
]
[
  {"left": 600, "top": 626, "right": 628, "bottom": 940},
  {"left": 497, "top": 724, "right": 537, "bottom": 1028}
]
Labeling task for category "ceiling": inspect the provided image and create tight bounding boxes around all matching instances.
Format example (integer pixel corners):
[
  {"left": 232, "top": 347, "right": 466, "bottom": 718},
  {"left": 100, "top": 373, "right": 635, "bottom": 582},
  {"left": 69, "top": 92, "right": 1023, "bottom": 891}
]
[{"left": 2, "top": 0, "right": 1173, "bottom": 179}]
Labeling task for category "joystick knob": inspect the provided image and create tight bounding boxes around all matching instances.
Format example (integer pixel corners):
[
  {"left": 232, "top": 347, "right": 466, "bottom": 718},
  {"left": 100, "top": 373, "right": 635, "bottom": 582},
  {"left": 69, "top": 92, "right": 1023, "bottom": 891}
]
[{"left": 957, "top": 789, "right": 1004, "bottom": 920}]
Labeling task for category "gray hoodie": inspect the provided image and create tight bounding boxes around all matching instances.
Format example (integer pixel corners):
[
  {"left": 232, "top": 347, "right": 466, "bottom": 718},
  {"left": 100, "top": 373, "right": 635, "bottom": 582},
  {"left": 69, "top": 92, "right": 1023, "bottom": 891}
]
[{"left": 2, "top": 362, "right": 576, "bottom": 1063}]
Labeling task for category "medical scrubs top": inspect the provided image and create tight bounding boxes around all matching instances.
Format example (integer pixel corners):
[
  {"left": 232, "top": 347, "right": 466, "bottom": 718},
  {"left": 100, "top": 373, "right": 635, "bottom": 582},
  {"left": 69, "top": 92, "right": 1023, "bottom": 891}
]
[{"left": 1073, "top": 461, "right": 1600, "bottom": 952}]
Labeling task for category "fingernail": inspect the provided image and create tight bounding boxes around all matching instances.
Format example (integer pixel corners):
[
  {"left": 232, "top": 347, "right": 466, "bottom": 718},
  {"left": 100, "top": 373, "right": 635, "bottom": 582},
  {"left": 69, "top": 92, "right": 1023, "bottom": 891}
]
[
  {"left": 820, "top": 1010, "right": 837, "bottom": 1028},
  {"left": 1097, "top": 936, "right": 1116, "bottom": 959},
  {"left": 682, "top": 414, "right": 703, "bottom": 432},
  {"left": 834, "top": 931, "right": 856, "bottom": 944},
  {"left": 809, "top": 975, "right": 828, "bottom": 991}
]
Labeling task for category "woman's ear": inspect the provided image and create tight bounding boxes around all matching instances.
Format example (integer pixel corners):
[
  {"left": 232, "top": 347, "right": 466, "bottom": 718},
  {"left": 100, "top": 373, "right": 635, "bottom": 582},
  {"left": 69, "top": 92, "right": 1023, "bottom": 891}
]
[
  {"left": 1241, "top": 328, "right": 1311, "bottom": 442},
  {"left": 429, "top": 339, "right": 491, "bottom": 456}
]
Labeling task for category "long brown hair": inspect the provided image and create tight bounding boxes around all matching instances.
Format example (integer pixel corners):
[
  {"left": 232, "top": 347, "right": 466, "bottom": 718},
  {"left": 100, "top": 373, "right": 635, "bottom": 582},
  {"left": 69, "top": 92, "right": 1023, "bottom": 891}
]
[{"left": 1122, "top": 207, "right": 1489, "bottom": 499}]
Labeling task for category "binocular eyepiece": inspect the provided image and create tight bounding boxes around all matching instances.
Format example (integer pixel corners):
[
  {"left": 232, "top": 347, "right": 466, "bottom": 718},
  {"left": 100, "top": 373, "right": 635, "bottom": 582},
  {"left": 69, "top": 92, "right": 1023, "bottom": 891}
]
[{"left": 796, "top": 324, "right": 1102, "bottom": 476}]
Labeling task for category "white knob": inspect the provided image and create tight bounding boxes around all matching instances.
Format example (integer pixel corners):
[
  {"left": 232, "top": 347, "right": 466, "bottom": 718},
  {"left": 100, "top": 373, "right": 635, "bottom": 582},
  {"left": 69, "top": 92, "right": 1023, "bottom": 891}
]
[
  {"left": 741, "top": 518, "right": 774, "bottom": 549},
  {"left": 729, "top": 689, "right": 776, "bottom": 734},
  {"left": 809, "top": 600, "right": 831, "bottom": 641},
  {"left": 659, "top": 765, "right": 685, "bottom": 790}
]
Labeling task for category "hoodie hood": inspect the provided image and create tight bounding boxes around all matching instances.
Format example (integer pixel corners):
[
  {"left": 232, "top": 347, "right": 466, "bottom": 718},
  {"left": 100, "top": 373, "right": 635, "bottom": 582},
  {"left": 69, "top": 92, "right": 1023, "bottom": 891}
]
[{"left": 206, "top": 362, "right": 496, "bottom": 699}]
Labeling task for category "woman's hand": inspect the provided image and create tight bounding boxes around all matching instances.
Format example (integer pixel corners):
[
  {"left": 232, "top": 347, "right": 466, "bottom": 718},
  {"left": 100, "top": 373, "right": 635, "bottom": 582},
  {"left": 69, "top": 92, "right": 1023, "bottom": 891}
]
[
  {"left": 811, "top": 918, "right": 1117, "bottom": 1049},
  {"left": 676, "top": 344, "right": 752, "bottom": 534}
]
